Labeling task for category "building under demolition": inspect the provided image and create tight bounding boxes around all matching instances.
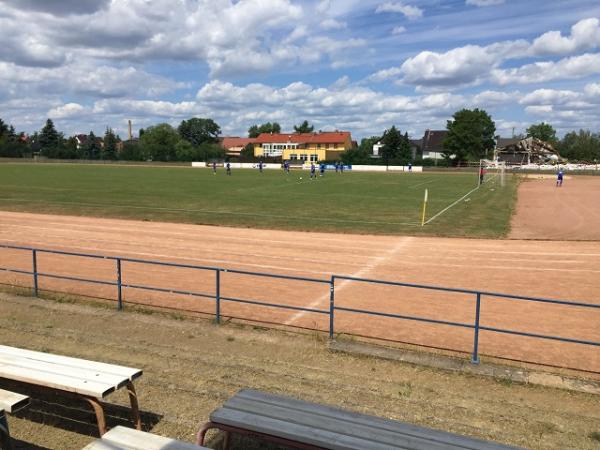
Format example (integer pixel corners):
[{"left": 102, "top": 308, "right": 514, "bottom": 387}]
[{"left": 494, "top": 137, "right": 561, "bottom": 165}]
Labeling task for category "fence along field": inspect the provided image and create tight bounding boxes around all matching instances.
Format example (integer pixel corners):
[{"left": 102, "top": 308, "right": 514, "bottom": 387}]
[
  {"left": 0, "top": 230, "right": 598, "bottom": 374},
  {"left": 0, "top": 163, "right": 517, "bottom": 237}
]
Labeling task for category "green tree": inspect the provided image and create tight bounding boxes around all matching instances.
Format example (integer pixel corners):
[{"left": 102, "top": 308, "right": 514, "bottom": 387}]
[
  {"left": 559, "top": 130, "right": 600, "bottom": 162},
  {"left": 526, "top": 122, "right": 557, "bottom": 143},
  {"left": 293, "top": 120, "right": 314, "bottom": 134},
  {"left": 178, "top": 118, "right": 221, "bottom": 146},
  {"left": 39, "top": 119, "right": 60, "bottom": 153},
  {"left": 240, "top": 143, "right": 255, "bottom": 160},
  {"left": 340, "top": 146, "right": 370, "bottom": 165},
  {"left": 119, "top": 141, "right": 143, "bottom": 161},
  {"left": 103, "top": 127, "right": 118, "bottom": 160},
  {"left": 0, "top": 118, "right": 9, "bottom": 138},
  {"left": 85, "top": 131, "right": 101, "bottom": 159},
  {"left": 248, "top": 122, "right": 281, "bottom": 138},
  {"left": 443, "top": 109, "right": 496, "bottom": 164},
  {"left": 380, "top": 126, "right": 411, "bottom": 165},
  {"left": 140, "top": 123, "right": 181, "bottom": 161}
]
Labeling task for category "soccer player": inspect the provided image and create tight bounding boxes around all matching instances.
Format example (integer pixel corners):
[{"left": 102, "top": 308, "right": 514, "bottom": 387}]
[
  {"left": 319, "top": 163, "right": 325, "bottom": 177},
  {"left": 258, "top": 160, "right": 263, "bottom": 173},
  {"left": 408, "top": 162, "right": 412, "bottom": 172},
  {"left": 340, "top": 163, "right": 344, "bottom": 174},
  {"left": 479, "top": 166, "right": 485, "bottom": 185},
  {"left": 310, "top": 163, "right": 316, "bottom": 179},
  {"left": 557, "top": 168, "right": 564, "bottom": 187},
  {"left": 212, "top": 161, "right": 217, "bottom": 174},
  {"left": 226, "top": 162, "right": 231, "bottom": 176}
]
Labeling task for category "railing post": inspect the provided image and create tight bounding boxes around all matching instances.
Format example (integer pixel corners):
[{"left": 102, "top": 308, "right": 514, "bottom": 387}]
[
  {"left": 215, "top": 269, "right": 221, "bottom": 324},
  {"left": 329, "top": 276, "right": 335, "bottom": 339},
  {"left": 472, "top": 292, "right": 481, "bottom": 364},
  {"left": 32, "top": 249, "right": 38, "bottom": 297},
  {"left": 116, "top": 258, "right": 123, "bottom": 311}
]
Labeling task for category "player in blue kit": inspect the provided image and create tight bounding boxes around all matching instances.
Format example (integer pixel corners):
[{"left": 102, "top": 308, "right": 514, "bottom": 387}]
[
  {"left": 310, "top": 163, "right": 316, "bottom": 179},
  {"left": 557, "top": 168, "right": 564, "bottom": 187}
]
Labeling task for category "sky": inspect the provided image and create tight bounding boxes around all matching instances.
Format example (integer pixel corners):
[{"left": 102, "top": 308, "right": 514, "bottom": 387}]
[{"left": 1, "top": 0, "right": 599, "bottom": 141}]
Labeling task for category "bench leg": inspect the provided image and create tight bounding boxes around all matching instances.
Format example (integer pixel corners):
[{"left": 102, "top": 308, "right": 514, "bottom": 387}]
[
  {"left": 0, "top": 412, "right": 13, "bottom": 450},
  {"left": 84, "top": 397, "right": 107, "bottom": 436},
  {"left": 126, "top": 381, "right": 142, "bottom": 431},
  {"left": 196, "top": 421, "right": 216, "bottom": 446}
]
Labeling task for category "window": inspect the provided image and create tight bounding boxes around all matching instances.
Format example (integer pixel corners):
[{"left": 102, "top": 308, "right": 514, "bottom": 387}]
[
  {"left": 290, "top": 154, "right": 298, "bottom": 160},
  {"left": 317, "top": 144, "right": 321, "bottom": 149},
  {"left": 333, "top": 143, "right": 338, "bottom": 149},
  {"left": 300, "top": 154, "right": 308, "bottom": 161},
  {"left": 327, "top": 143, "right": 331, "bottom": 149},
  {"left": 310, "top": 154, "right": 318, "bottom": 162}
]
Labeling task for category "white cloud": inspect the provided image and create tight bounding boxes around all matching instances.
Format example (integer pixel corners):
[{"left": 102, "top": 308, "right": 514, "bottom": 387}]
[
  {"left": 400, "top": 45, "right": 495, "bottom": 87},
  {"left": 367, "top": 18, "right": 600, "bottom": 90},
  {"left": 48, "top": 103, "right": 87, "bottom": 119},
  {"left": 375, "top": 2, "right": 423, "bottom": 20},
  {"left": 320, "top": 19, "right": 347, "bottom": 30},
  {"left": 465, "top": 0, "right": 504, "bottom": 6},
  {"left": 492, "top": 53, "right": 600, "bottom": 85},
  {"left": 392, "top": 26, "right": 406, "bottom": 35},
  {"left": 531, "top": 18, "right": 600, "bottom": 56}
]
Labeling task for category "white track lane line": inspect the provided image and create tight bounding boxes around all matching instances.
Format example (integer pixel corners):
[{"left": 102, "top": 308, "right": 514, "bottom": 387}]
[{"left": 284, "top": 236, "right": 414, "bottom": 325}]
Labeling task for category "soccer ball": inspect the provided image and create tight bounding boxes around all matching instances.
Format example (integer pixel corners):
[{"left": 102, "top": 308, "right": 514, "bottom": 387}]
[{"left": 299, "top": 177, "right": 303, "bottom": 180}]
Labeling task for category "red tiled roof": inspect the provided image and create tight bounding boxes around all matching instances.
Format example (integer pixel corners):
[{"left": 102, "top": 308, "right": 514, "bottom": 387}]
[
  {"left": 254, "top": 131, "right": 351, "bottom": 144},
  {"left": 220, "top": 137, "right": 257, "bottom": 148}
]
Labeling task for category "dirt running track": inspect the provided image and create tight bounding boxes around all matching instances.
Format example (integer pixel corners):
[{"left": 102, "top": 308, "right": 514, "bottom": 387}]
[
  {"left": 0, "top": 211, "right": 599, "bottom": 373},
  {"left": 510, "top": 175, "right": 600, "bottom": 240}
]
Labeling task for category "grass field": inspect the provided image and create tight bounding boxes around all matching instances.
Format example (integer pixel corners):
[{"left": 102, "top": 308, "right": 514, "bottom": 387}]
[{"left": 0, "top": 163, "right": 519, "bottom": 237}]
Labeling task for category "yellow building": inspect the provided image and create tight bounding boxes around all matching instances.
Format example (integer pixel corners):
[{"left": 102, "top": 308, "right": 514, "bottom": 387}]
[{"left": 253, "top": 131, "right": 353, "bottom": 162}]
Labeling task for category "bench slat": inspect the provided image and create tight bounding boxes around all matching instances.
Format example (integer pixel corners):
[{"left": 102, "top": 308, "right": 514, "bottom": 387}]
[
  {"left": 82, "top": 426, "right": 210, "bottom": 450},
  {"left": 0, "top": 361, "right": 117, "bottom": 398},
  {"left": 0, "top": 346, "right": 141, "bottom": 381},
  {"left": 211, "top": 390, "right": 521, "bottom": 450},
  {"left": 219, "top": 397, "right": 443, "bottom": 448},
  {"left": 0, "top": 354, "right": 132, "bottom": 391},
  {"left": 0, "top": 389, "right": 29, "bottom": 413}
]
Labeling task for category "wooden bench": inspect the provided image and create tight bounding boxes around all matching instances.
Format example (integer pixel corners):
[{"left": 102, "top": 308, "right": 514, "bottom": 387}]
[
  {"left": 83, "top": 426, "right": 210, "bottom": 450},
  {"left": 0, "top": 345, "right": 142, "bottom": 436},
  {"left": 197, "top": 389, "right": 523, "bottom": 450},
  {"left": 0, "top": 388, "right": 29, "bottom": 450}
]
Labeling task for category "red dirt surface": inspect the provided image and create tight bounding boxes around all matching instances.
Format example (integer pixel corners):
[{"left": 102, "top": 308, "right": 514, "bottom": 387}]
[
  {"left": 510, "top": 175, "right": 600, "bottom": 240},
  {"left": 0, "top": 211, "right": 598, "bottom": 373}
]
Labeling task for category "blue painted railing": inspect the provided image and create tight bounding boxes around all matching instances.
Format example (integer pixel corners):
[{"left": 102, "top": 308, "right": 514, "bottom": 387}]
[{"left": 1, "top": 244, "right": 598, "bottom": 368}]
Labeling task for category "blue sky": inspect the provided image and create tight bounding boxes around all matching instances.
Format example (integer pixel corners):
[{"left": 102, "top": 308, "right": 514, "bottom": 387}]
[{"left": 0, "top": 0, "right": 599, "bottom": 141}]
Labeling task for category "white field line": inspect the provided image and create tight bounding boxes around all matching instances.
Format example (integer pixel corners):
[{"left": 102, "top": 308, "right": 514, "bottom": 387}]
[
  {"left": 0, "top": 197, "right": 418, "bottom": 227},
  {"left": 424, "top": 172, "right": 504, "bottom": 225},
  {"left": 284, "top": 237, "right": 414, "bottom": 325}
]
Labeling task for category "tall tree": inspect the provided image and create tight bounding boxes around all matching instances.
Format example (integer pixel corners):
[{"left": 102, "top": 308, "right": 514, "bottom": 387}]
[
  {"left": 178, "top": 118, "right": 221, "bottom": 146},
  {"left": 559, "top": 130, "right": 600, "bottom": 162},
  {"left": 0, "top": 118, "right": 9, "bottom": 138},
  {"left": 85, "top": 131, "right": 101, "bottom": 159},
  {"left": 293, "top": 120, "right": 314, "bottom": 134},
  {"left": 140, "top": 123, "right": 181, "bottom": 161},
  {"left": 380, "top": 126, "right": 410, "bottom": 165},
  {"left": 248, "top": 122, "right": 281, "bottom": 138},
  {"left": 103, "top": 127, "right": 118, "bottom": 160},
  {"left": 39, "top": 119, "right": 60, "bottom": 152},
  {"left": 526, "top": 122, "right": 557, "bottom": 143},
  {"left": 443, "top": 109, "right": 496, "bottom": 164}
]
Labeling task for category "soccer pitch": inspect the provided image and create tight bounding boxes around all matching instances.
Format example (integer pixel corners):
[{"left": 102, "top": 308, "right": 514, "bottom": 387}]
[{"left": 0, "top": 163, "right": 519, "bottom": 237}]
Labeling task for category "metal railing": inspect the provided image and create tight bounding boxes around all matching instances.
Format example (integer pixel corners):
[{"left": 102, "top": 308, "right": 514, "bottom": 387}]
[{"left": 1, "top": 244, "right": 598, "bottom": 368}]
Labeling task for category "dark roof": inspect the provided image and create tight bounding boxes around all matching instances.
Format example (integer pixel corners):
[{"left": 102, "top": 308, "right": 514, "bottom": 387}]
[
  {"left": 409, "top": 139, "right": 422, "bottom": 148},
  {"left": 496, "top": 137, "right": 521, "bottom": 149},
  {"left": 421, "top": 130, "right": 447, "bottom": 152}
]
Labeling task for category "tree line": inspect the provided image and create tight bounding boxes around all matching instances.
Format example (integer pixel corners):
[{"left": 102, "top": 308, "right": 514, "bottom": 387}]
[{"left": 1, "top": 114, "right": 599, "bottom": 164}]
